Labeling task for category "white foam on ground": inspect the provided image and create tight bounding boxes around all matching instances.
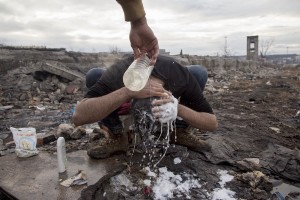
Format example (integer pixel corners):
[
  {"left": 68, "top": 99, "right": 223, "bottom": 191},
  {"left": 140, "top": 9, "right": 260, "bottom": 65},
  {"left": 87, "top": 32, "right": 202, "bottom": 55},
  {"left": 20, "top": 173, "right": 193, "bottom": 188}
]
[
  {"left": 145, "top": 167, "right": 201, "bottom": 200},
  {"left": 211, "top": 170, "right": 236, "bottom": 200},
  {"left": 111, "top": 167, "right": 236, "bottom": 199}
]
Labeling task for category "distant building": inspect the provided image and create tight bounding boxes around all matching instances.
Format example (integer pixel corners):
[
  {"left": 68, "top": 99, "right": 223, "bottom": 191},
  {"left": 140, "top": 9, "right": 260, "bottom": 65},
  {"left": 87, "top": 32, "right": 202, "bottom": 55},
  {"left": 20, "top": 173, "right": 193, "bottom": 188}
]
[
  {"left": 247, "top": 36, "right": 259, "bottom": 60},
  {"left": 159, "top": 49, "right": 170, "bottom": 55},
  {"left": 266, "top": 54, "right": 300, "bottom": 64},
  {"left": 296, "top": 55, "right": 300, "bottom": 63}
]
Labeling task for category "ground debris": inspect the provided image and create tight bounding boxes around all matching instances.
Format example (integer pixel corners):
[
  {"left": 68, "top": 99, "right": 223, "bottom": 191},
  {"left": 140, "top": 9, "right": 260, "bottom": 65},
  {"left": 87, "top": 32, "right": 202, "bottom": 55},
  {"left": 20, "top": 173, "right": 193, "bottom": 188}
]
[{"left": 1, "top": 53, "right": 300, "bottom": 198}]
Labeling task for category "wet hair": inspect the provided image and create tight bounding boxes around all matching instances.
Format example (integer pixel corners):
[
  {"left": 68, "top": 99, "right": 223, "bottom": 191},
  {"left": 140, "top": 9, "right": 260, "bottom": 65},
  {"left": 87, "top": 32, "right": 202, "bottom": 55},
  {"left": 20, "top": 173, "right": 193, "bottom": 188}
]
[
  {"left": 131, "top": 97, "right": 175, "bottom": 167},
  {"left": 131, "top": 97, "right": 160, "bottom": 139}
]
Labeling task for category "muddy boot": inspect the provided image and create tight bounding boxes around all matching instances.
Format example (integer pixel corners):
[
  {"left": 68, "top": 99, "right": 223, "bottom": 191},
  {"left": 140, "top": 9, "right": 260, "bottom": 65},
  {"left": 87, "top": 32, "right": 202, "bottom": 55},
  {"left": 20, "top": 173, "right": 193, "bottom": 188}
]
[
  {"left": 171, "top": 128, "right": 212, "bottom": 152},
  {"left": 87, "top": 130, "right": 129, "bottom": 159}
]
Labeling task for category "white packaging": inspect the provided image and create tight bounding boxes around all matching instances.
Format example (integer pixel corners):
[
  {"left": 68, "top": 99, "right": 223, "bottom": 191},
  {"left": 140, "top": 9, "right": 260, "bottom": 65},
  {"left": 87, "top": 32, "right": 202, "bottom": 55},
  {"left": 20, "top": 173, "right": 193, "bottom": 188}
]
[{"left": 10, "top": 127, "right": 39, "bottom": 157}]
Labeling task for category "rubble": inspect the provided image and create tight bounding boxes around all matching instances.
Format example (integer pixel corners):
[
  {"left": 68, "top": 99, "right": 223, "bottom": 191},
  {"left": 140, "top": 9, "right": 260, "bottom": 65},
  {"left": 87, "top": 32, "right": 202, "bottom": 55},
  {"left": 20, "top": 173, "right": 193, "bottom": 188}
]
[{"left": 1, "top": 49, "right": 300, "bottom": 199}]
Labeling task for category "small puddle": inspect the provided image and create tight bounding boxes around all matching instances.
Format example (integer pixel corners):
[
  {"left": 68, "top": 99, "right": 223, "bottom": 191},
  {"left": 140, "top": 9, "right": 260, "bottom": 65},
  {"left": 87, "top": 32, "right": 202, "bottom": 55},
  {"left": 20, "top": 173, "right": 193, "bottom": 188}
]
[{"left": 272, "top": 182, "right": 300, "bottom": 198}]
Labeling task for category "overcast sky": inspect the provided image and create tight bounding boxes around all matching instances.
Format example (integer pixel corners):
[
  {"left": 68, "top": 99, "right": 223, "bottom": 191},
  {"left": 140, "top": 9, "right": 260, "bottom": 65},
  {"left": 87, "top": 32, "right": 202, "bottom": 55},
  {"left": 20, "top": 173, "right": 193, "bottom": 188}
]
[{"left": 1, "top": 0, "right": 300, "bottom": 55}]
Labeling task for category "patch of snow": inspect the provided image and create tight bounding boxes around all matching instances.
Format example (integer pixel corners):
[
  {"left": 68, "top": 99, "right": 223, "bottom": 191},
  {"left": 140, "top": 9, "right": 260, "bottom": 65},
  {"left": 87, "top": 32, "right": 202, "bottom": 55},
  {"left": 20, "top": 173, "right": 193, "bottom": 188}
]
[
  {"left": 211, "top": 170, "right": 236, "bottom": 200},
  {"left": 144, "top": 179, "right": 151, "bottom": 186},
  {"left": 146, "top": 167, "right": 201, "bottom": 200},
  {"left": 173, "top": 157, "right": 181, "bottom": 164},
  {"left": 212, "top": 188, "right": 236, "bottom": 200},
  {"left": 144, "top": 166, "right": 157, "bottom": 177}
]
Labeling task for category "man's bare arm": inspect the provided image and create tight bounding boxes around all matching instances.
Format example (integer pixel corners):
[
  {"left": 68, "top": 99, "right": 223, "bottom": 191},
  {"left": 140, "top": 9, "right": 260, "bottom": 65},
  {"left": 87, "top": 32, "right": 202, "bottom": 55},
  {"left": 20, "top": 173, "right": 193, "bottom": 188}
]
[
  {"left": 72, "top": 78, "right": 169, "bottom": 126},
  {"left": 177, "top": 104, "right": 218, "bottom": 131},
  {"left": 72, "top": 87, "right": 131, "bottom": 126}
]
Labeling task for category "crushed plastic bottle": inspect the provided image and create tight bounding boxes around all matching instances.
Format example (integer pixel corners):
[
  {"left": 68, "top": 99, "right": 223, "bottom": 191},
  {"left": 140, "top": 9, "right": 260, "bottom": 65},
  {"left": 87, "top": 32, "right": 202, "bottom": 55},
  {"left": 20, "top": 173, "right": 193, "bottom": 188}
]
[{"left": 123, "top": 55, "right": 154, "bottom": 91}]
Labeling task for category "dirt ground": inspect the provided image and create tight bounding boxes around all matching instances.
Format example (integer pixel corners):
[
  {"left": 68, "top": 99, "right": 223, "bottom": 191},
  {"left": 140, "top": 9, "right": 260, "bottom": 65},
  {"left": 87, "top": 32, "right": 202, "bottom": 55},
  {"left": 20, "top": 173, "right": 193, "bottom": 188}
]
[
  {"left": 1, "top": 61, "right": 299, "bottom": 199},
  {"left": 211, "top": 66, "right": 299, "bottom": 150},
  {"left": 78, "top": 65, "right": 300, "bottom": 200}
]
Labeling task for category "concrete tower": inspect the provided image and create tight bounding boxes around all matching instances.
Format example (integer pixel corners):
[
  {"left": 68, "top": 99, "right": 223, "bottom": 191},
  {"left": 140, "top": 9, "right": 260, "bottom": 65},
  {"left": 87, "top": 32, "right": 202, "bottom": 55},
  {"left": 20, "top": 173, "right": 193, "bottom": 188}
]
[{"left": 247, "top": 35, "right": 259, "bottom": 60}]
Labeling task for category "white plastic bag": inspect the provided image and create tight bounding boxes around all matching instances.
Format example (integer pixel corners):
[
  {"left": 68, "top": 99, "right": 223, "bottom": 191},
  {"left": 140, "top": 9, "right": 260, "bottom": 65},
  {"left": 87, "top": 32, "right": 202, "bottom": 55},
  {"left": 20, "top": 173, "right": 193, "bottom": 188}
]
[{"left": 10, "top": 127, "right": 39, "bottom": 157}]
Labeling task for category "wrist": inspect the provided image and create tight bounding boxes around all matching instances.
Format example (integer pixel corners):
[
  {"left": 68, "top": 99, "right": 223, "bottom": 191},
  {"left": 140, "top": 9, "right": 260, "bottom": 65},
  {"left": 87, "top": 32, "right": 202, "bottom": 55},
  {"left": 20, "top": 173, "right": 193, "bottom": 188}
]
[
  {"left": 131, "top": 16, "right": 147, "bottom": 28},
  {"left": 121, "top": 87, "right": 133, "bottom": 101},
  {"left": 177, "top": 104, "right": 184, "bottom": 118}
]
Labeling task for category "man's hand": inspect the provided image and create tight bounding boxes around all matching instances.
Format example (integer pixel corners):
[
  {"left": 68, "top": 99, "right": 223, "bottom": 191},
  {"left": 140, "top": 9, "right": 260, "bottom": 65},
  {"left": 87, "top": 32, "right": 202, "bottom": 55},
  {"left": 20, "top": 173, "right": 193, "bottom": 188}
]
[
  {"left": 125, "top": 78, "right": 170, "bottom": 99},
  {"left": 151, "top": 95, "right": 178, "bottom": 123},
  {"left": 130, "top": 17, "right": 159, "bottom": 65}
]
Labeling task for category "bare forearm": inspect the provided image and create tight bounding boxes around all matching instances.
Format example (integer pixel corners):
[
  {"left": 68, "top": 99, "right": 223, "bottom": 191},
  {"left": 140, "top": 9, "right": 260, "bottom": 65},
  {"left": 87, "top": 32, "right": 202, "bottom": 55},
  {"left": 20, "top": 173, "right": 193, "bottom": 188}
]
[
  {"left": 72, "top": 87, "right": 131, "bottom": 126},
  {"left": 177, "top": 104, "right": 218, "bottom": 131}
]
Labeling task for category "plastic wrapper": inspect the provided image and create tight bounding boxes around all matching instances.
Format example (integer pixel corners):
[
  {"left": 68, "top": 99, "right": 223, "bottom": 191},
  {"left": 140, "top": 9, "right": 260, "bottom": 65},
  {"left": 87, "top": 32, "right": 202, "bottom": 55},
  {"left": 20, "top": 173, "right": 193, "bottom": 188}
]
[{"left": 10, "top": 127, "right": 39, "bottom": 158}]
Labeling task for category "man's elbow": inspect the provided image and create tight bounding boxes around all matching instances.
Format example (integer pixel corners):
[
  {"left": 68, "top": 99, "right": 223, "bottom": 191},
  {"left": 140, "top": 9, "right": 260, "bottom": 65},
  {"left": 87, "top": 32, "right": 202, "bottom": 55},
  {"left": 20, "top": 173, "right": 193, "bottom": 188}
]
[
  {"left": 71, "top": 99, "right": 87, "bottom": 126},
  {"left": 72, "top": 113, "right": 83, "bottom": 127},
  {"left": 211, "top": 120, "right": 218, "bottom": 131},
  {"left": 211, "top": 118, "right": 219, "bottom": 131},
  {"left": 208, "top": 116, "right": 218, "bottom": 131}
]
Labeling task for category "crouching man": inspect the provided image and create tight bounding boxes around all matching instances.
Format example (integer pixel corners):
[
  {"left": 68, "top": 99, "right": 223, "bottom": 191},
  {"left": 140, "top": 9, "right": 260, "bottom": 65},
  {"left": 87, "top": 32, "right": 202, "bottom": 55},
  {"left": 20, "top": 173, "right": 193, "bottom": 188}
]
[{"left": 72, "top": 55, "right": 218, "bottom": 159}]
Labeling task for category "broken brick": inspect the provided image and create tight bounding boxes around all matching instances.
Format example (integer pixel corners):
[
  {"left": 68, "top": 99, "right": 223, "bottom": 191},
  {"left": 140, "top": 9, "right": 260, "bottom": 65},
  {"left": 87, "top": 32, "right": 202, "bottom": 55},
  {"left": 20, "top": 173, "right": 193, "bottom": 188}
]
[{"left": 37, "top": 133, "right": 56, "bottom": 146}]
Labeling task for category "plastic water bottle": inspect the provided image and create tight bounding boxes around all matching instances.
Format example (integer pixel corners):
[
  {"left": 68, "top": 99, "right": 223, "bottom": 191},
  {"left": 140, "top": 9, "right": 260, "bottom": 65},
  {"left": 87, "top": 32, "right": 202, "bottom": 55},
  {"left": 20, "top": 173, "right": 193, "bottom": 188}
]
[
  {"left": 57, "top": 137, "right": 67, "bottom": 173},
  {"left": 123, "top": 55, "right": 154, "bottom": 91}
]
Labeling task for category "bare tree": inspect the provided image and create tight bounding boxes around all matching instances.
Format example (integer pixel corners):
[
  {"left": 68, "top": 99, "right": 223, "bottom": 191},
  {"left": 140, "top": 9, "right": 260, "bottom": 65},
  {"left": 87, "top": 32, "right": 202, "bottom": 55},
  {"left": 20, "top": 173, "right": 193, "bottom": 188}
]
[
  {"left": 0, "top": 39, "right": 6, "bottom": 47},
  {"left": 110, "top": 45, "right": 121, "bottom": 54},
  {"left": 260, "top": 39, "right": 274, "bottom": 58}
]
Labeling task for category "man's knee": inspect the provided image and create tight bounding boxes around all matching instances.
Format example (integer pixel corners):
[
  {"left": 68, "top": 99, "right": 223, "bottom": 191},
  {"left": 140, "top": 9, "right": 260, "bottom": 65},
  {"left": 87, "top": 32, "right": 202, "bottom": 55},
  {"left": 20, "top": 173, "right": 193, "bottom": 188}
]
[
  {"left": 187, "top": 65, "right": 208, "bottom": 90},
  {"left": 187, "top": 65, "right": 208, "bottom": 78}
]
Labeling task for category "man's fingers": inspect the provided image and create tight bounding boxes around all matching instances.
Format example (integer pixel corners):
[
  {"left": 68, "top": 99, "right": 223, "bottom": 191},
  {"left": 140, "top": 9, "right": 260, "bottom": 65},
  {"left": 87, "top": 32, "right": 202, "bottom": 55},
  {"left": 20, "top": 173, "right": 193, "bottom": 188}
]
[
  {"left": 146, "top": 83, "right": 169, "bottom": 97},
  {"left": 149, "top": 43, "right": 159, "bottom": 66},
  {"left": 152, "top": 98, "right": 173, "bottom": 106},
  {"left": 132, "top": 47, "right": 141, "bottom": 59},
  {"left": 152, "top": 106, "right": 160, "bottom": 112},
  {"left": 152, "top": 112, "right": 162, "bottom": 118},
  {"left": 150, "top": 91, "right": 170, "bottom": 98},
  {"left": 149, "top": 79, "right": 165, "bottom": 89},
  {"left": 142, "top": 36, "right": 158, "bottom": 66}
]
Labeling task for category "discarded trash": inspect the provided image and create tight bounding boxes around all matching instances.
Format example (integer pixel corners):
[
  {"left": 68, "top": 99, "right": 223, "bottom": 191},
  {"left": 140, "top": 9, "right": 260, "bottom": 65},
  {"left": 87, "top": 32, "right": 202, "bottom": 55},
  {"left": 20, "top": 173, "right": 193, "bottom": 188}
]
[
  {"left": 272, "top": 181, "right": 300, "bottom": 199},
  {"left": 0, "top": 105, "right": 13, "bottom": 111},
  {"left": 269, "top": 127, "right": 280, "bottom": 134},
  {"left": 10, "top": 127, "right": 39, "bottom": 158},
  {"left": 35, "top": 105, "right": 47, "bottom": 111},
  {"left": 57, "top": 137, "right": 67, "bottom": 173},
  {"left": 271, "top": 191, "right": 285, "bottom": 200},
  {"left": 60, "top": 170, "right": 87, "bottom": 187}
]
